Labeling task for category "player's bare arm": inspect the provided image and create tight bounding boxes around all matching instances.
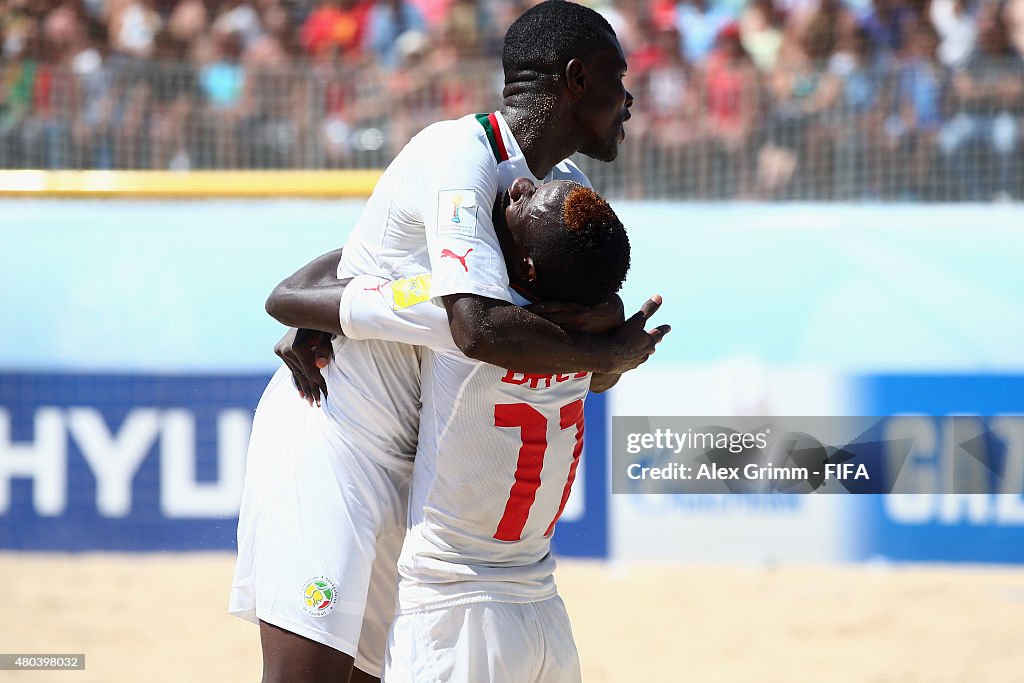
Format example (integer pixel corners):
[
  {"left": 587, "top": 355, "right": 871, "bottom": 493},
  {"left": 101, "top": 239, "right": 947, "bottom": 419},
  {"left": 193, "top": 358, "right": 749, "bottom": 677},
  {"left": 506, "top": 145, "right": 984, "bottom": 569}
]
[
  {"left": 527, "top": 295, "right": 627, "bottom": 392},
  {"left": 266, "top": 248, "right": 348, "bottom": 335},
  {"left": 269, "top": 248, "right": 664, "bottom": 378},
  {"left": 444, "top": 293, "right": 667, "bottom": 376},
  {"left": 268, "top": 253, "right": 666, "bottom": 381},
  {"left": 266, "top": 249, "right": 347, "bottom": 406}
]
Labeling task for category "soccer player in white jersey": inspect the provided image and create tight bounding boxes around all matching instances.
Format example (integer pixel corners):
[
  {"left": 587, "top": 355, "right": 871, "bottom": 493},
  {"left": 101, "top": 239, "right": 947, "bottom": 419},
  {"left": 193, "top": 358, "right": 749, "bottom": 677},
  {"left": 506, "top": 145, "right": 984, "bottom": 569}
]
[
  {"left": 335, "top": 177, "right": 638, "bottom": 682},
  {"left": 233, "top": 3, "right": 665, "bottom": 681}
]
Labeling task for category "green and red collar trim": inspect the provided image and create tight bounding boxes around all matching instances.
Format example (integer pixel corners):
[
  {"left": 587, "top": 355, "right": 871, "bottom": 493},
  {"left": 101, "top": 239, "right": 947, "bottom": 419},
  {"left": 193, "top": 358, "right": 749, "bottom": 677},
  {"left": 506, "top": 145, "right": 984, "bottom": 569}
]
[{"left": 474, "top": 112, "right": 509, "bottom": 164}]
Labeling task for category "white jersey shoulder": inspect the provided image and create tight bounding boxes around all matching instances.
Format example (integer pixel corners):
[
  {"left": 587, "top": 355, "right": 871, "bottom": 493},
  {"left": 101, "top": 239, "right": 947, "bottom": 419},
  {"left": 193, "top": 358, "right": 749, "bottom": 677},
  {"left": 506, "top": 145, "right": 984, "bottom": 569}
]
[
  {"left": 339, "top": 114, "right": 511, "bottom": 303},
  {"left": 339, "top": 112, "right": 592, "bottom": 305}
]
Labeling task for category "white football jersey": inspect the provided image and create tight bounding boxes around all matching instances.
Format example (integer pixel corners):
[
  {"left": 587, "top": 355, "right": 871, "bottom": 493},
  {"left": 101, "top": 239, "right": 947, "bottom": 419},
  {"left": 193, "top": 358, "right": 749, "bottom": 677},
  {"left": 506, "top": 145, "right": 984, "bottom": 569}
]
[
  {"left": 319, "top": 335, "right": 421, "bottom": 472},
  {"left": 321, "top": 112, "right": 588, "bottom": 471},
  {"left": 341, "top": 274, "right": 592, "bottom": 612},
  {"left": 338, "top": 110, "right": 590, "bottom": 303}
]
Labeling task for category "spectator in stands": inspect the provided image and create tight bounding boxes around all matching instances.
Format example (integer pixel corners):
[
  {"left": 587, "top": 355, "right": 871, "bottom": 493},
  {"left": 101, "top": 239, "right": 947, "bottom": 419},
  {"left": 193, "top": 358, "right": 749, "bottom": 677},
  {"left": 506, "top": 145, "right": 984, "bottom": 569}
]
[
  {"left": 630, "top": 20, "right": 699, "bottom": 197},
  {"left": 19, "top": 2, "right": 78, "bottom": 168},
  {"left": 938, "top": 3, "right": 1023, "bottom": 199},
  {"left": 239, "top": 27, "right": 311, "bottom": 168},
  {"left": 68, "top": 3, "right": 116, "bottom": 169},
  {"left": 676, "top": 0, "right": 736, "bottom": 64},
  {"left": 1007, "top": 0, "right": 1024, "bottom": 58},
  {"left": 929, "top": 0, "right": 976, "bottom": 67},
  {"left": 702, "top": 22, "right": 759, "bottom": 197},
  {"left": 108, "top": 0, "right": 160, "bottom": 60},
  {"left": 758, "top": 35, "right": 839, "bottom": 197},
  {"left": 375, "top": 31, "right": 437, "bottom": 156},
  {"left": 826, "top": 26, "right": 885, "bottom": 197},
  {"left": 1, "top": 11, "right": 42, "bottom": 168},
  {"left": 739, "top": 0, "right": 785, "bottom": 71},
  {"left": 199, "top": 30, "right": 246, "bottom": 110},
  {"left": 198, "top": 30, "right": 246, "bottom": 166},
  {"left": 440, "top": 0, "right": 495, "bottom": 58},
  {"left": 365, "top": 0, "right": 427, "bottom": 68},
  {"left": 301, "top": 0, "right": 372, "bottom": 61},
  {"left": 0, "top": 0, "right": 1019, "bottom": 200},
  {"left": 422, "top": 19, "right": 490, "bottom": 119},
  {"left": 167, "top": 0, "right": 208, "bottom": 45},
  {"left": 859, "top": 0, "right": 915, "bottom": 64},
  {"left": 259, "top": 1, "right": 301, "bottom": 57},
  {"left": 213, "top": 0, "right": 264, "bottom": 49},
  {"left": 886, "top": 24, "right": 945, "bottom": 198},
  {"left": 148, "top": 31, "right": 195, "bottom": 169},
  {"left": 796, "top": 0, "right": 857, "bottom": 63}
]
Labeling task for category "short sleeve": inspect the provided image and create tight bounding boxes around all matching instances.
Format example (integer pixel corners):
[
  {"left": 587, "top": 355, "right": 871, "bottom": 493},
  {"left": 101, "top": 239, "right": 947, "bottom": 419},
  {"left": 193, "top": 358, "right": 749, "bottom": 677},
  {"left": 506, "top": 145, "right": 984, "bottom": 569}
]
[
  {"left": 340, "top": 274, "right": 457, "bottom": 353},
  {"left": 420, "top": 137, "right": 513, "bottom": 303}
]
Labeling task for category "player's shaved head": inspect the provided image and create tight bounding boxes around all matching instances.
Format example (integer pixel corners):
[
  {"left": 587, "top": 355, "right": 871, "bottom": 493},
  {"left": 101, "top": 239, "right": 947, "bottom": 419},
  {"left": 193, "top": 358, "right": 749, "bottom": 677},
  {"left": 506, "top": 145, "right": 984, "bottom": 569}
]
[
  {"left": 502, "top": 0, "right": 618, "bottom": 97},
  {"left": 503, "top": 1, "right": 617, "bottom": 74},
  {"left": 529, "top": 183, "right": 630, "bottom": 306}
]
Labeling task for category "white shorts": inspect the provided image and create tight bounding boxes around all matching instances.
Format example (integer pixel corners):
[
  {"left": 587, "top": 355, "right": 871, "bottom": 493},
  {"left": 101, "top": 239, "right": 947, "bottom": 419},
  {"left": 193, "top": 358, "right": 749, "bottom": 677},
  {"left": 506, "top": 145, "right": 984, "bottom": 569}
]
[
  {"left": 384, "top": 597, "right": 581, "bottom": 683},
  {"left": 229, "top": 365, "right": 411, "bottom": 676}
]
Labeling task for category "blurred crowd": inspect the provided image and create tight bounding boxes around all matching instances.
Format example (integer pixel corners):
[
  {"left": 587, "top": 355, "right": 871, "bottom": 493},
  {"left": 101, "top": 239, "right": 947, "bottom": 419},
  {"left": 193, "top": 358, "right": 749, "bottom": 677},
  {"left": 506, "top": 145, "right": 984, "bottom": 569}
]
[{"left": 2, "top": 0, "right": 1023, "bottom": 199}]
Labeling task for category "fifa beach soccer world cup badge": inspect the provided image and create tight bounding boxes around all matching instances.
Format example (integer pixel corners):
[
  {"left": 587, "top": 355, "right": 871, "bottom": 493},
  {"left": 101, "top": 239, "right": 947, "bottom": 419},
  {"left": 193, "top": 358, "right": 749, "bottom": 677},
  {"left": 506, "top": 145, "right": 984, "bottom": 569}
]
[
  {"left": 437, "top": 189, "right": 478, "bottom": 237},
  {"left": 391, "top": 273, "right": 433, "bottom": 310},
  {"left": 301, "top": 576, "right": 339, "bottom": 617}
]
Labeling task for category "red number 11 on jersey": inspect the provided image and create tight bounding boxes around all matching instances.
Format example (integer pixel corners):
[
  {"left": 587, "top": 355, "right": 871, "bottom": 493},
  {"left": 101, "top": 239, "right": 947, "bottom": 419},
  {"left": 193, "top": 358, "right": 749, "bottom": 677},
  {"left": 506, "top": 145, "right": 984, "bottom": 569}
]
[{"left": 492, "top": 399, "right": 585, "bottom": 542}]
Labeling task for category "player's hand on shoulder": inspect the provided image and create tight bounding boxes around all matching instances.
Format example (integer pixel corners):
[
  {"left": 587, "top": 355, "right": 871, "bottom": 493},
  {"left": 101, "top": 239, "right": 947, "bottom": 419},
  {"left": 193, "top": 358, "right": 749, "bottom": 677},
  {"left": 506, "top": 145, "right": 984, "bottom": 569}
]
[
  {"left": 274, "top": 328, "right": 334, "bottom": 407},
  {"left": 602, "top": 295, "right": 671, "bottom": 374},
  {"left": 526, "top": 294, "right": 625, "bottom": 335}
]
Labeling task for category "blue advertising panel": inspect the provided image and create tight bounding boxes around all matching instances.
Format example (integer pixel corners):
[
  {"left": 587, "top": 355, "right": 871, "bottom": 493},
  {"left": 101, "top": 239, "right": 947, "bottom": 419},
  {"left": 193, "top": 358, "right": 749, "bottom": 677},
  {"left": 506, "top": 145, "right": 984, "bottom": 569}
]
[
  {"left": 3, "top": 200, "right": 1023, "bottom": 562},
  {"left": 0, "top": 372, "right": 267, "bottom": 550},
  {"left": 853, "top": 374, "right": 1024, "bottom": 564},
  {"left": 0, "top": 372, "right": 609, "bottom": 556}
]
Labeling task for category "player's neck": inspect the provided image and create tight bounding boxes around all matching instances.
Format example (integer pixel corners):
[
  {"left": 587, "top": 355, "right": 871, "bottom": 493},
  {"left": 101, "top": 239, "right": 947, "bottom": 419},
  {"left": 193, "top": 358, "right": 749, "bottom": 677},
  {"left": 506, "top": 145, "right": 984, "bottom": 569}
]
[{"left": 501, "top": 105, "right": 578, "bottom": 180}]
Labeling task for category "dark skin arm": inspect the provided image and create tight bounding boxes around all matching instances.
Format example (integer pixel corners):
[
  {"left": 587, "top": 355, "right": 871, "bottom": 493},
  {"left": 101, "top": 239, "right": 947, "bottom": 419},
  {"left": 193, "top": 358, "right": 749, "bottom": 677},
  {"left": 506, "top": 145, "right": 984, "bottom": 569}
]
[
  {"left": 268, "top": 251, "right": 668, "bottom": 399},
  {"left": 443, "top": 294, "right": 668, "bottom": 376},
  {"left": 265, "top": 249, "right": 346, "bottom": 406},
  {"left": 265, "top": 248, "right": 348, "bottom": 336},
  {"left": 526, "top": 297, "right": 627, "bottom": 393}
]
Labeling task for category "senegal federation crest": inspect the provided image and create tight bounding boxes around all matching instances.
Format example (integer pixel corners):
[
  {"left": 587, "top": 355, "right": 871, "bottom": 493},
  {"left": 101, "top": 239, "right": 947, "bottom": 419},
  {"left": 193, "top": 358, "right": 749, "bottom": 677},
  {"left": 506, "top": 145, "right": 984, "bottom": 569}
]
[{"left": 301, "top": 576, "right": 338, "bottom": 617}]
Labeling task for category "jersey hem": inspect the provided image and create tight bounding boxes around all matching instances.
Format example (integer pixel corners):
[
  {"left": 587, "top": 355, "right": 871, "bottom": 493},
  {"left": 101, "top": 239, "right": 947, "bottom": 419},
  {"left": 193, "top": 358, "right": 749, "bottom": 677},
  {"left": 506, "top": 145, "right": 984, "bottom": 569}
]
[
  {"left": 338, "top": 275, "right": 373, "bottom": 339},
  {"left": 428, "top": 281, "right": 514, "bottom": 305},
  {"left": 397, "top": 588, "right": 559, "bottom": 615},
  {"left": 228, "top": 582, "right": 257, "bottom": 623}
]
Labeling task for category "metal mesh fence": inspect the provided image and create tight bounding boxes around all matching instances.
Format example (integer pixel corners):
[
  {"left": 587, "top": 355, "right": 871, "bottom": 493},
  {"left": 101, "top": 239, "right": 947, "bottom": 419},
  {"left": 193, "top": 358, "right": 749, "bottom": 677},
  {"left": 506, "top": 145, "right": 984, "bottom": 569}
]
[{"left": 2, "top": 56, "right": 1022, "bottom": 200}]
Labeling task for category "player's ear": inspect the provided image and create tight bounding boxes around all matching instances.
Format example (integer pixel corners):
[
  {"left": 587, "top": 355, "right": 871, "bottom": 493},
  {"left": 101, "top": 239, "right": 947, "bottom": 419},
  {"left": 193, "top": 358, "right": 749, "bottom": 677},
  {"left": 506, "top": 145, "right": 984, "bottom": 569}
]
[
  {"left": 522, "top": 255, "right": 537, "bottom": 283},
  {"left": 564, "top": 58, "right": 586, "bottom": 97}
]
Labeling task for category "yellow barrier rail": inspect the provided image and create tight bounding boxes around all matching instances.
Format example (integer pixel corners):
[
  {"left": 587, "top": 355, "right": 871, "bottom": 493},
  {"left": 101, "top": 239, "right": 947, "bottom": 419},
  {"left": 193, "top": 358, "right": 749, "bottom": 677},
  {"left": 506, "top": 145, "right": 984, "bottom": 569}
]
[{"left": 0, "top": 170, "right": 381, "bottom": 198}]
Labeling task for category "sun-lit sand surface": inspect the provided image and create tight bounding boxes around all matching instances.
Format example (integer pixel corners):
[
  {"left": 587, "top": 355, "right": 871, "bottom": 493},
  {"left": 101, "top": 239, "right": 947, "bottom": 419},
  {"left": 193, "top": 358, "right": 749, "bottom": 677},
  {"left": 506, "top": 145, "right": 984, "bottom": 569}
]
[{"left": 1, "top": 554, "right": 1022, "bottom": 682}]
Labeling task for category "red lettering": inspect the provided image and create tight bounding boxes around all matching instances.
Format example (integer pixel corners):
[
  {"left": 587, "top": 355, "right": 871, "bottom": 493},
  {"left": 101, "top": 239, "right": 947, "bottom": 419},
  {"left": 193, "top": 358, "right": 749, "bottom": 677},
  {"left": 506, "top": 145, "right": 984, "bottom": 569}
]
[
  {"left": 523, "top": 373, "right": 554, "bottom": 389},
  {"left": 501, "top": 370, "right": 529, "bottom": 385},
  {"left": 499, "top": 370, "right": 589, "bottom": 388}
]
